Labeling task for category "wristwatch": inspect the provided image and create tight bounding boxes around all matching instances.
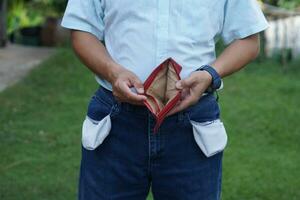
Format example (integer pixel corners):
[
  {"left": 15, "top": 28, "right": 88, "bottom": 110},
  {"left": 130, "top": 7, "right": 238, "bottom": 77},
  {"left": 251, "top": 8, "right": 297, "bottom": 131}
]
[{"left": 196, "top": 65, "right": 222, "bottom": 92}]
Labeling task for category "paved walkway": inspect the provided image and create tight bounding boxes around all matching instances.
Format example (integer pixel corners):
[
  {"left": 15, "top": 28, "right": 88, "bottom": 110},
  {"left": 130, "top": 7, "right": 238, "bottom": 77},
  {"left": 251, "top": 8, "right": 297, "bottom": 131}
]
[{"left": 0, "top": 44, "right": 55, "bottom": 92}]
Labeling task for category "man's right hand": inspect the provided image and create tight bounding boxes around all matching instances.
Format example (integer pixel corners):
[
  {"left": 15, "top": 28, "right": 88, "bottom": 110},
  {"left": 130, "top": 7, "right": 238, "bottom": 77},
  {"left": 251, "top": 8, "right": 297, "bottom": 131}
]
[
  {"left": 70, "top": 31, "right": 146, "bottom": 105},
  {"left": 110, "top": 67, "right": 147, "bottom": 105}
]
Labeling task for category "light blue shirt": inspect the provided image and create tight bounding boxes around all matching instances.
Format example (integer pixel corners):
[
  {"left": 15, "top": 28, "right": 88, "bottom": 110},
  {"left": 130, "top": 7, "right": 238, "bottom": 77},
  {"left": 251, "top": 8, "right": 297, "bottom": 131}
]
[{"left": 61, "top": 0, "right": 268, "bottom": 91}]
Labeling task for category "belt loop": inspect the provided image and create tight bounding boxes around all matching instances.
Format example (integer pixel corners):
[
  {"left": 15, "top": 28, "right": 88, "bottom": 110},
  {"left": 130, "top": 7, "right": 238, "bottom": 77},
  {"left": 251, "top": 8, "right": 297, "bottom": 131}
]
[{"left": 99, "top": 86, "right": 115, "bottom": 105}]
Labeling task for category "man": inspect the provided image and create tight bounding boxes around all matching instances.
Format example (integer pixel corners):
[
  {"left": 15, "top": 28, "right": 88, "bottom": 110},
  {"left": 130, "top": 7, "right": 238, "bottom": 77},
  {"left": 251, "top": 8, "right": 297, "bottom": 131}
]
[{"left": 61, "top": 0, "right": 268, "bottom": 199}]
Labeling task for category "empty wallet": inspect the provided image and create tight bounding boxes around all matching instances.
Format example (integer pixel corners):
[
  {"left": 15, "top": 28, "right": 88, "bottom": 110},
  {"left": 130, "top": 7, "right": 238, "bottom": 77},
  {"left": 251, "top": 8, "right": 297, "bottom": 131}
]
[{"left": 143, "top": 58, "right": 182, "bottom": 132}]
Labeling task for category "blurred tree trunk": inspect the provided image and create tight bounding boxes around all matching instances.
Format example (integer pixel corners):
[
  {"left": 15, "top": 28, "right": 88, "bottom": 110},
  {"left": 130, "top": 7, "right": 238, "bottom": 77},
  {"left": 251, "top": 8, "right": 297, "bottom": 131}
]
[{"left": 0, "top": 0, "right": 7, "bottom": 47}]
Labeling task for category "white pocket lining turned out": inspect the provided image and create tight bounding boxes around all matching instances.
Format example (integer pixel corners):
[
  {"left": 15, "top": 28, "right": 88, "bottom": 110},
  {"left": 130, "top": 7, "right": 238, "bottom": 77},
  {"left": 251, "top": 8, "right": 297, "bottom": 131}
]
[
  {"left": 81, "top": 114, "right": 112, "bottom": 150},
  {"left": 190, "top": 119, "right": 228, "bottom": 157}
]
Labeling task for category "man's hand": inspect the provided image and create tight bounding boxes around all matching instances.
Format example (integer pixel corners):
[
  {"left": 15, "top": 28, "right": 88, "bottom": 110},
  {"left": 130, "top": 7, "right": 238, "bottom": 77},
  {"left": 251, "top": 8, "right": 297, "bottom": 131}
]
[
  {"left": 167, "top": 34, "right": 261, "bottom": 116},
  {"left": 111, "top": 67, "right": 147, "bottom": 105},
  {"left": 167, "top": 71, "right": 212, "bottom": 116},
  {"left": 70, "top": 31, "right": 146, "bottom": 105}
]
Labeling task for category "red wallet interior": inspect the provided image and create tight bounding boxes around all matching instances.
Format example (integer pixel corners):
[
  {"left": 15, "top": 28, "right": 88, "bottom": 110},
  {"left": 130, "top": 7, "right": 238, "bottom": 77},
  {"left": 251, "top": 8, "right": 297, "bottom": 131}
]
[{"left": 143, "top": 58, "right": 182, "bottom": 132}]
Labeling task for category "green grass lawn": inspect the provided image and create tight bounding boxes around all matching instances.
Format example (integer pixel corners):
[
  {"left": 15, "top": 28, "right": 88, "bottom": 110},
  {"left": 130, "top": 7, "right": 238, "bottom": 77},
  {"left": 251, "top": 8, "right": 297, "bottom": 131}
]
[{"left": 0, "top": 49, "right": 299, "bottom": 200}]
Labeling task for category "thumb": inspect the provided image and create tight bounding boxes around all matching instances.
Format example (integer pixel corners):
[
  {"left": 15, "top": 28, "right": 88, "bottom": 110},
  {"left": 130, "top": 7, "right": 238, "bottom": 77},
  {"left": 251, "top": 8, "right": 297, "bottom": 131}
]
[
  {"left": 131, "top": 77, "right": 144, "bottom": 94},
  {"left": 176, "top": 76, "right": 195, "bottom": 90}
]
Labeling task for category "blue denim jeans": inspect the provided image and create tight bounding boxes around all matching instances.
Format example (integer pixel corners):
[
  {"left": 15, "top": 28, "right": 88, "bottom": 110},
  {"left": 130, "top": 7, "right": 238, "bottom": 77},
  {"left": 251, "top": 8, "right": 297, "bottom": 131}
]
[{"left": 79, "top": 87, "right": 223, "bottom": 200}]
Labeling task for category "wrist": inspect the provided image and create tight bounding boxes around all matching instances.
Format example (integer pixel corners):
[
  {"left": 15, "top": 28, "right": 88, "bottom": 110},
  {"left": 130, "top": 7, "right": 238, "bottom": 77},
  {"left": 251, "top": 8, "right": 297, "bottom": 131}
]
[
  {"left": 196, "top": 65, "right": 222, "bottom": 91},
  {"left": 107, "top": 62, "right": 125, "bottom": 83},
  {"left": 196, "top": 70, "right": 213, "bottom": 86}
]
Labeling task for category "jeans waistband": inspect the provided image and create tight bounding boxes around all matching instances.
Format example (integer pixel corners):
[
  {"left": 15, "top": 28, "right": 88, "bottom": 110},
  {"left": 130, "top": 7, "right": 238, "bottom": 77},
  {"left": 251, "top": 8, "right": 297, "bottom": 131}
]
[
  {"left": 95, "top": 86, "right": 217, "bottom": 117},
  {"left": 95, "top": 86, "right": 150, "bottom": 116}
]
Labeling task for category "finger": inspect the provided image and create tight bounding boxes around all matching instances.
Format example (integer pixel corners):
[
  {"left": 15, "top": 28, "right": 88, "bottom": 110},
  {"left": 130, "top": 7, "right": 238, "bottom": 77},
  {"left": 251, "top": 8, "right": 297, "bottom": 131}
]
[
  {"left": 119, "top": 82, "right": 147, "bottom": 102},
  {"left": 176, "top": 75, "right": 197, "bottom": 90},
  {"left": 131, "top": 77, "right": 145, "bottom": 94},
  {"left": 166, "top": 100, "right": 181, "bottom": 117},
  {"left": 115, "top": 94, "right": 145, "bottom": 105},
  {"left": 114, "top": 86, "right": 146, "bottom": 105},
  {"left": 168, "top": 95, "right": 198, "bottom": 116},
  {"left": 130, "top": 101, "right": 145, "bottom": 106},
  {"left": 180, "top": 88, "right": 190, "bottom": 100}
]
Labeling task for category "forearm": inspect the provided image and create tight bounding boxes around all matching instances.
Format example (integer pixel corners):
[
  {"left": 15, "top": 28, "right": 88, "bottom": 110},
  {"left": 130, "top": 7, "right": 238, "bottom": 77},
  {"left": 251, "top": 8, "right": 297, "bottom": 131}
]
[
  {"left": 71, "top": 30, "right": 146, "bottom": 104},
  {"left": 212, "top": 34, "right": 260, "bottom": 78},
  {"left": 71, "top": 30, "right": 123, "bottom": 83}
]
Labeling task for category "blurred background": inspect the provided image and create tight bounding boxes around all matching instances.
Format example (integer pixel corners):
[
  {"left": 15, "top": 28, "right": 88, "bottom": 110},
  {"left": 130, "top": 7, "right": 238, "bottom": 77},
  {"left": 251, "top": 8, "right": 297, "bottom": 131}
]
[{"left": 0, "top": 0, "right": 299, "bottom": 199}]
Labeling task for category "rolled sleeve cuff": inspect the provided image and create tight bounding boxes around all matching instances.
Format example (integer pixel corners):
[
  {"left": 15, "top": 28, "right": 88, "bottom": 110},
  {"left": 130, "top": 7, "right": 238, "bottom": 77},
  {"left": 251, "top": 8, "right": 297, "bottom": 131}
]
[
  {"left": 222, "top": 21, "right": 269, "bottom": 45},
  {"left": 61, "top": 20, "right": 104, "bottom": 41}
]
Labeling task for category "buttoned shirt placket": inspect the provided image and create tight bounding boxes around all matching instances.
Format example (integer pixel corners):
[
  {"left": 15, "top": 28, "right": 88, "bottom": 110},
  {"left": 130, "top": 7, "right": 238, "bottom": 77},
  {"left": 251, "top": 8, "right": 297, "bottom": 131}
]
[{"left": 156, "top": 0, "right": 170, "bottom": 65}]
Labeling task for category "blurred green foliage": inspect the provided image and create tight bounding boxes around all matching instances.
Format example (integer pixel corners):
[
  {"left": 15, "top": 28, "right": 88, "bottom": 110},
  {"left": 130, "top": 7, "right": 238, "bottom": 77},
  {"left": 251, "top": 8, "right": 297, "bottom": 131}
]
[
  {"left": 7, "top": 0, "right": 67, "bottom": 34},
  {"left": 20, "top": 0, "right": 68, "bottom": 15},
  {"left": 263, "top": 0, "right": 300, "bottom": 9},
  {"left": 7, "top": 0, "right": 42, "bottom": 34}
]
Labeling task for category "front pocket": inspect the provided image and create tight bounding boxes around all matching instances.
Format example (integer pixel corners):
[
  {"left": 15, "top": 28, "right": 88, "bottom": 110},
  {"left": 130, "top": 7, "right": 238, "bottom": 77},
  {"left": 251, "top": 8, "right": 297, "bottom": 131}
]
[
  {"left": 82, "top": 115, "right": 112, "bottom": 150},
  {"left": 81, "top": 91, "right": 120, "bottom": 150},
  {"left": 190, "top": 119, "right": 228, "bottom": 157},
  {"left": 82, "top": 115, "right": 111, "bottom": 150},
  {"left": 186, "top": 94, "right": 220, "bottom": 122}
]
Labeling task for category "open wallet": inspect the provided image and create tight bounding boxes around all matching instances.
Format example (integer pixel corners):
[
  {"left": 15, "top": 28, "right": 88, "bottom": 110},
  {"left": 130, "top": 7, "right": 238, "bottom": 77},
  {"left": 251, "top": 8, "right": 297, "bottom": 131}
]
[{"left": 143, "top": 58, "right": 182, "bottom": 132}]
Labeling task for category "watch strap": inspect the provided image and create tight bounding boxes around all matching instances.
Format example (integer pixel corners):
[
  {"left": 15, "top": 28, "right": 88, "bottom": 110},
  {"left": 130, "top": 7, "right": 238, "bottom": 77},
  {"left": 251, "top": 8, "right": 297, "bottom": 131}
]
[{"left": 196, "top": 65, "right": 222, "bottom": 90}]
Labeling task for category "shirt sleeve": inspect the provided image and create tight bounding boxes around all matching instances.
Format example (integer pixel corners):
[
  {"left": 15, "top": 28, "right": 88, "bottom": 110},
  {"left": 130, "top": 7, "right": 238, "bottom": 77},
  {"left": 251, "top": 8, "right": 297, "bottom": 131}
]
[
  {"left": 61, "top": 0, "right": 105, "bottom": 41},
  {"left": 221, "top": 0, "right": 269, "bottom": 45}
]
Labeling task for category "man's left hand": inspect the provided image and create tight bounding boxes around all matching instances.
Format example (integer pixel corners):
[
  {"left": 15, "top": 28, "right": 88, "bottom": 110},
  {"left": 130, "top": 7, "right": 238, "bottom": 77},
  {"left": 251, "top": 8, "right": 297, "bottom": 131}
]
[{"left": 167, "top": 70, "right": 213, "bottom": 116}]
